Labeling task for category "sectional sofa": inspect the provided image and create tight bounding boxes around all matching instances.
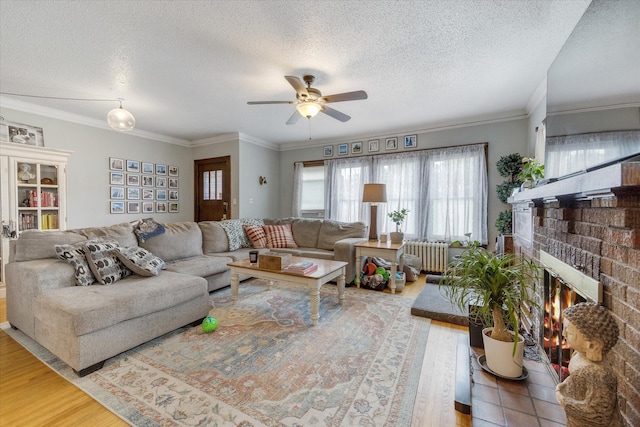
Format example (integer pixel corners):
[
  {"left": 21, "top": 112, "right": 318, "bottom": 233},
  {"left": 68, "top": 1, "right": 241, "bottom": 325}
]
[{"left": 5, "top": 217, "right": 367, "bottom": 375}]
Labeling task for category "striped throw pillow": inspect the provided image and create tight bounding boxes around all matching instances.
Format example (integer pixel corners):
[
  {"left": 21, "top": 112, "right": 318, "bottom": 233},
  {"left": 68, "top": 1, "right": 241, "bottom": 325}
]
[
  {"left": 244, "top": 225, "right": 267, "bottom": 249},
  {"left": 263, "top": 224, "right": 298, "bottom": 249}
]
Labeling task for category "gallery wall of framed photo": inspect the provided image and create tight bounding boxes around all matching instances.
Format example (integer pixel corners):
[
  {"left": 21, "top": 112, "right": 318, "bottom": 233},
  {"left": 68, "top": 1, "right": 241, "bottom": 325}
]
[
  {"left": 322, "top": 134, "right": 418, "bottom": 158},
  {"left": 109, "top": 157, "right": 180, "bottom": 214}
]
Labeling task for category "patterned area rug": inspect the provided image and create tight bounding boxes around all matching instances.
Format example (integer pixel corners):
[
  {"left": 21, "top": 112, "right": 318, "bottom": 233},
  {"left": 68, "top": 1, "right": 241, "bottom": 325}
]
[{"left": 2, "top": 279, "right": 430, "bottom": 426}]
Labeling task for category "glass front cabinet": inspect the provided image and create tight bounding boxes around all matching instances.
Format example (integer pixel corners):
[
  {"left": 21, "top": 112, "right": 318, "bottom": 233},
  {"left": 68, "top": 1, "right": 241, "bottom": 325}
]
[{"left": 0, "top": 143, "right": 71, "bottom": 291}]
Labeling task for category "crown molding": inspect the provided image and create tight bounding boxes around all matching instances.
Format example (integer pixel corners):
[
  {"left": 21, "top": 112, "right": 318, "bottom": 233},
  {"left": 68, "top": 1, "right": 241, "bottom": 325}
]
[{"left": 0, "top": 96, "right": 191, "bottom": 146}]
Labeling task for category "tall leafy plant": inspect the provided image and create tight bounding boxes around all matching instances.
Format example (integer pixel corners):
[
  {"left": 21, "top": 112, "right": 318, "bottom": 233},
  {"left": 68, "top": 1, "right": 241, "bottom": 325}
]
[{"left": 440, "top": 244, "right": 541, "bottom": 346}]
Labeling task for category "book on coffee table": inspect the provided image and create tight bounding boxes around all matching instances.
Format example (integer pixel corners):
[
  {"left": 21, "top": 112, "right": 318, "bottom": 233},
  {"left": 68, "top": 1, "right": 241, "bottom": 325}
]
[{"left": 284, "top": 261, "right": 318, "bottom": 275}]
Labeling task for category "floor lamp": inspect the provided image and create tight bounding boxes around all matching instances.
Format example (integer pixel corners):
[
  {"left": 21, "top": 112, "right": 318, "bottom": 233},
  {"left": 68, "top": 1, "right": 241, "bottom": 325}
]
[{"left": 362, "top": 183, "right": 387, "bottom": 241}]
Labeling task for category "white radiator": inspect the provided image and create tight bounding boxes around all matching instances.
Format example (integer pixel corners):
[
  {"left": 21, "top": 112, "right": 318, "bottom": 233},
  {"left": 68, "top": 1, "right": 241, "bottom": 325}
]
[{"left": 404, "top": 241, "right": 449, "bottom": 273}]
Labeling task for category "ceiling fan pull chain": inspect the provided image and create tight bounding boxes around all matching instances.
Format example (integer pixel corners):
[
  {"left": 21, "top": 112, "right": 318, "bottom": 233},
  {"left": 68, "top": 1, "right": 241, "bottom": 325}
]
[{"left": 308, "top": 119, "right": 312, "bottom": 140}]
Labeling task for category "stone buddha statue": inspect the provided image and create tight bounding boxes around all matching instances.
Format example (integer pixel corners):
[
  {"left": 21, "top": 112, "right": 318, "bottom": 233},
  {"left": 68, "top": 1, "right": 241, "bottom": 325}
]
[{"left": 555, "top": 302, "right": 623, "bottom": 427}]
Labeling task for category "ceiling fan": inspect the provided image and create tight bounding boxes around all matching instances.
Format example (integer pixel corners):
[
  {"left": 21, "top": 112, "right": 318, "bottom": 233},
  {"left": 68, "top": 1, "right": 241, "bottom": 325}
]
[{"left": 247, "top": 75, "right": 367, "bottom": 124}]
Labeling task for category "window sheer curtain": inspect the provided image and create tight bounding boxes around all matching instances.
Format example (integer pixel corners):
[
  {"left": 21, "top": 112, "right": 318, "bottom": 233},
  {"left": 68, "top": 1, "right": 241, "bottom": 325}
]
[
  {"left": 373, "top": 152, "right": 423, "bottom": 239},
  {"left": 545, "top": 130, "right": 640, "bottom": 178},
  {"left": 291, "top": 162, "right": 303, "bottom": 217},
  {"left": 325, "top": 157, "right": 372, "bottom": 222},
  {"left": 423, "top": 144, "right": 487, "bottom": 244}
]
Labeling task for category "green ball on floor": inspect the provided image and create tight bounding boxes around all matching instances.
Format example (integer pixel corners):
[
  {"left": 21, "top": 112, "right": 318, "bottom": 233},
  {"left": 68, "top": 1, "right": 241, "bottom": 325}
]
[{"left": 202, "top": 316, "right": 218, "bottom": 333}]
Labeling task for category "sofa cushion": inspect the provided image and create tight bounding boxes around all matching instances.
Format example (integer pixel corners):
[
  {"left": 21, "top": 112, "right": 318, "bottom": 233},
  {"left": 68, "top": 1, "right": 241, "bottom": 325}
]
[
  {"left": 264, "top": 224, "right": 298, "bottom": 249},
  {"left": 317, "top": 220, "right": 368, "bottom": 250},
  {"left": 84, "top": 241, "right": 133, "bottom": 285},
  {"left": 140, "top": 222, "right": 203, "bottom": 262},
  {"left": 34, "top": 271, "right": 207, "bottom": 336},
  {"left": 114, "top": 246, "right": 165, "bottom": 276},
  {"left": 72, "top": 222, "right": 138, "bottom": 247},
  {"left": 14, "top": 230, "right": 85, "bottom": 262},
  {"left": 292, "top": 218, "right": 323, "bottom": 248},
  {"left": 244, "top": 225, "right": 267, "bottom": 248},
  {"left": 54, "top": 239, "right": 100, "bottom": 286},
  {"left": 164, "top": 254, "right": 231, "bottom": 277},
  {"left": 199, "top": 221, "right": 229, "bottom": 253}
]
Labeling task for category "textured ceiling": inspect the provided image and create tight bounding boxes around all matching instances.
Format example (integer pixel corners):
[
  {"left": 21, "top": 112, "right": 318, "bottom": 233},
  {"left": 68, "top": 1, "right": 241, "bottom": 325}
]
[{"left": 0, "top": 0, "right": 592, "bottom": 147}]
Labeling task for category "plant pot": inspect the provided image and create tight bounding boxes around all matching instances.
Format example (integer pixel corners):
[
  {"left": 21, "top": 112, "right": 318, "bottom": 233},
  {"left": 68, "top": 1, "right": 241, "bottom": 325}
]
[
  {"left": 482, "top": 327, "right": 524, "bottom": 378},
  {"left": 390, "top": 232, "right": 404, "bottom": 243},
  {"left": 468, "top": 305, "right": 485, "bottom": 349}
]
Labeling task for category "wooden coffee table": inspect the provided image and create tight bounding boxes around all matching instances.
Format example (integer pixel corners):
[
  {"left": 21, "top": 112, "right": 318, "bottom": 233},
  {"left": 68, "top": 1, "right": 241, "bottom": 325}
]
[{"left": 227, "top": 257, "right": 347, "bottom": 326}]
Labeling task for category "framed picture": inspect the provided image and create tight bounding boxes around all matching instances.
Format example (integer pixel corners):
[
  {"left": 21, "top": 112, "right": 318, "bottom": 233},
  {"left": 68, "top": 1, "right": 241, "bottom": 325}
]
[
  {"left": 156, "top": 164, "right": 167, "bottom": 175},
  {"left": 368, "top": 139, "right": 380, "bottom": 152},
  {"left": 109, "top": 157, "right": 124, "bottom": 171},
  {"left": 168, "top": 165, "right": 179, "bottom": 176},
  {"left": 127, "top": 174, "right": 140, "bottom": 186},
  {"left": 0, "top": 120, "right": 44, "bottom": 147},
  {"left": 142, "top": 189, "right": 154, "bottom": 200},
  {"left": 142, "top": 175, "right": 154, "bottom": 187},
  {"left": 338, "top": 143, "right": 348, "bottom": 156},
  {"left": 110, "top": 186, "right": 124, "bottom": 199},
  {"left": 110, "top": 172, "right": 125, "bottom": 185},
  {"left": 323, "top": 145, "right": 333, "bottom": 157},
  {"left": 127, "top": 201, "right": 140, "bottom": 214},
  {"left": 169, "top": 190, "right": 179, "bottom": 201},
  {"left": 142, "top": 202, "right": 154, "bottom": 213},
  {"left": 110, "top": 201, "right": 125, "bottom": 214},
  {"left": 404, "top": 134, "right": 417, "bottom": 148},
  {"left": 351, "top": 141, "right": 363, "bottom": 154},
  {"left": 156, "top": 177, "right": 167, "bottom": 187},
  {"left": 168, "top": 202, "right": 179, "bottom": 213},
  {"left": 156, "top": 202, "right": 167, "bottom": 213},
  {"left": 142, "top": 162, "right": 154, "bottom": 174},
  {"left": 156, "top": 189, "right": 167, "bottom": 200},
  {"left": 385, "top": 137, "right": 398, "bottom": 151},
  {"left": 168, "top": 178, "right": 179, "bottom": 189},
  {"left": 127, "top": 187, "right": 140, "bottom": 200},
  {"left": 126, "top": 160, "right": 140, "bottom": 172}
]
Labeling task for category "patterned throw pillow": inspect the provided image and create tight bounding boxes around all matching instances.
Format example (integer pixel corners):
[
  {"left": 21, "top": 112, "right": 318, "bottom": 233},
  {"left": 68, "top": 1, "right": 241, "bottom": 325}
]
[
  {"left": 114, "top": 246, "right": 166, "bottom": 276},
  {"left": 84, "top": 240, "right": 133, "bottom": 285},
  {"left": 244, "top": 225, "right": 267, "bottom": 249},
  {"left": 263, "top": 224, "right": 298, "bottom": 249},
  {"left": 218, "top": 220, "right": 247, "bottom": 251},
  {"left": 54, "top": 239, "right": 100, "bottom": 286}
]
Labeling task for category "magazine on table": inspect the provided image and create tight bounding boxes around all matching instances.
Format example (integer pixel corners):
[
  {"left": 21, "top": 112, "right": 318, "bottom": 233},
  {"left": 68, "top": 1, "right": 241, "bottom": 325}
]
[{"left": 284, "top": 261, "right": 318, "bottom": 275}]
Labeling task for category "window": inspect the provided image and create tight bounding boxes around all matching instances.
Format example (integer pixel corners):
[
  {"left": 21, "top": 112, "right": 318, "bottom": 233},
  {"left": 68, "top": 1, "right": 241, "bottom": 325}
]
[
  {"left": 300, "top": 165, "right": 325, "bottom": 217},
  {"left": 203, "top": 170, "right": 222, "bottom": 200}
]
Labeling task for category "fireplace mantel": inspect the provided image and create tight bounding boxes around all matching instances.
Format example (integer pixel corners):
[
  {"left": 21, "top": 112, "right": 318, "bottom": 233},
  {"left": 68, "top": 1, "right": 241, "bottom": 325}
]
[{"left": 509, "top": 160, "right": 640, "bottom": 203}]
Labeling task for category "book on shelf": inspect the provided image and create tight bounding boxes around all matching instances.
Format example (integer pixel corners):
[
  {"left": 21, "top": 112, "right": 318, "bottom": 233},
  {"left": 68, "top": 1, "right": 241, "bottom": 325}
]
[{"left": 284, "top": 261, "right": 318, "bottom": 275}]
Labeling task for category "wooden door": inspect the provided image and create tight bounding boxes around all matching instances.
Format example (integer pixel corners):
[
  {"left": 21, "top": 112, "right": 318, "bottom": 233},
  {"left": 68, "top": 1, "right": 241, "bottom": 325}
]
[{"left": 195, "top": 156, "right": 231, "bottom": 221}]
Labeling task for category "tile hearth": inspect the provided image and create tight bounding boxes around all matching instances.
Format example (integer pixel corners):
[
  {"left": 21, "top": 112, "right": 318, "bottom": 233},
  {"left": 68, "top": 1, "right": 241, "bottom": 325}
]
[{"left": 470, "top": 347, "right": 567, "bottom": 426}]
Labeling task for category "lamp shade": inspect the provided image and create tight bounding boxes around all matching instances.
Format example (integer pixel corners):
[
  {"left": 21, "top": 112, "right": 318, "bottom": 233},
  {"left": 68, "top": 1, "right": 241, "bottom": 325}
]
[
  {"left": 107, "top": 104, "right": 136, "bottom": 131},
  {"left": 296, "top": 101, "right": 322, "bottom": 119},
  {"left": 362, "top": 183, "right": 387, "bottom": 203}
]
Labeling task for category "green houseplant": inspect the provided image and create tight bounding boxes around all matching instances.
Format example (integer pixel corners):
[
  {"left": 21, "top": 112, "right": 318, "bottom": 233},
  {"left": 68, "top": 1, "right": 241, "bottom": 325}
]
[
  {"left": 440, "top": 243, "right": 541, "bottom": 377},
  {"left": 388, "top": 208, "right": 409, "bottom": 243},
  {"left": 518, "top": 157, "right": 545, "bottom": 188}
]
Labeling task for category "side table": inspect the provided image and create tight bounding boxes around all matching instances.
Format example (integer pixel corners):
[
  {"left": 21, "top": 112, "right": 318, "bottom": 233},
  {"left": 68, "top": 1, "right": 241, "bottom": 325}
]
[{"left": 355, "top": 240, "right": 405, "bottom": 294}]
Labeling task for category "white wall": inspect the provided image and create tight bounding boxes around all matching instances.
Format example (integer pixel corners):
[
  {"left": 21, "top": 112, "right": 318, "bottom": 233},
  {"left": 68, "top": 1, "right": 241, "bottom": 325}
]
[
  {"left": 0, "top": 107, "right": 193, "bottom": 228},
  {"left": 238, "top": 139, "right": 280, "bottom": 219},
  {"left": 279, "top": 119, "right": 529, "bottom": 246}
]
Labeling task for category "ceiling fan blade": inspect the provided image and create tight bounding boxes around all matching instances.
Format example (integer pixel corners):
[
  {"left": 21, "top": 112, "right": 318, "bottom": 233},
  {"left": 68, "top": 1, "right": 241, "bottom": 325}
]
[
  {"left": 321, "top": 105, "right": 351, "bottom": 122},
  {"left": 247, "top": 101, "right": 294, "bottom": 105},
  {"left": 323, "top": 90, "right": 368, "bottom": 103},
  {"left": 286, "top": 110, "right": 302, "bottom": 125},
  {"left": 285, "top": 75, "right": 308, "bottom": 97}
]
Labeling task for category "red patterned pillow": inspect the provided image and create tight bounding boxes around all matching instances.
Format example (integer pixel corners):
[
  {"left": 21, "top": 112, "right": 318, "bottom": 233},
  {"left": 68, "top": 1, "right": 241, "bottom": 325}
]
[
  {"left": 244, "top": 225, "right": 267, "bottom": 249},
  {"left": 263, "top": 224, "right": 298, "bottom": 249}
]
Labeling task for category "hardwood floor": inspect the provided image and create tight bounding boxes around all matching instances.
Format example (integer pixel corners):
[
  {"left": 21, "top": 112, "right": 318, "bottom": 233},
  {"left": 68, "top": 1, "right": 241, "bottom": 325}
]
[{"left": 0, "top": 278, "right": 471, "bottom": 426}]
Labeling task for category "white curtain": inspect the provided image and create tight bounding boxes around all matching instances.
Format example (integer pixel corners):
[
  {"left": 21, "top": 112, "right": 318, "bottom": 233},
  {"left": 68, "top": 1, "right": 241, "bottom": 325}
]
[
  {"left": 373, "top": 152, "right": 423, "bottom": 239},
  {"left": 291, "top": 162, "right": 303, "bottom": 217},
  {"left": 545, "top": 130, "right": 640, "bottom": 179},
  {"left": 535, "top": 121, "right": 546, "bottom": 165},
  {"left": 324, "top": 157, "right": 372, "bottom": 222},
  {"left": 423, "top": 144, "right": 488, "bottom": 244}
]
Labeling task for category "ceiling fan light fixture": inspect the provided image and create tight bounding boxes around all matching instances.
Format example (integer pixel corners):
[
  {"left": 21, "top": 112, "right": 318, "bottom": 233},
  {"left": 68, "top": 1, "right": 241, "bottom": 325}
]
[
  {"left": 107, "top": 101, "right": 136, "bottom": 131},
  {"left": 296, "top": 101, "right": 322, "bottom": 119}
]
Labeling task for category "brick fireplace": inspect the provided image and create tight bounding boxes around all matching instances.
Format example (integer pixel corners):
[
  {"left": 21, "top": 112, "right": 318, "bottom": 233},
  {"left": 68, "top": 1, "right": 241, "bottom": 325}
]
[{"left": 510, "top": 159, "right": 640, "bottom": 427}]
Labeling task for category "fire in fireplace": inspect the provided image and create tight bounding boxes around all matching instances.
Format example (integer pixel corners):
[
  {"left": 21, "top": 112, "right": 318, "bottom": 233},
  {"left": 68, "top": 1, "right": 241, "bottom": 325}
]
[{"left": 538, "top": 251, "right": 603, "bottom": 383}]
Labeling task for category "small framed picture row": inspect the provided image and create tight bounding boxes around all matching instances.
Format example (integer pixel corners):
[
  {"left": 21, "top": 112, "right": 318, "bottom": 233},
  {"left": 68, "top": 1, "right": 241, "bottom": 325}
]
[{"left": 322, "top": 134, "right": 418, "bottom": 157}]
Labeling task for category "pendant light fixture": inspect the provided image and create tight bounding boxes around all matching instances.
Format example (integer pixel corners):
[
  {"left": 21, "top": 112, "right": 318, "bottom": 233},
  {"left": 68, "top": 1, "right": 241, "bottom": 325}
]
[
  {"left": 107, "top": 100, "right": 136, "bottom": 131},
  {"left": 296, "top": 101, "right": 322, "bottom": 119},
  {"left": 0, "top": 92, "right": 136, "bottom": 132}
]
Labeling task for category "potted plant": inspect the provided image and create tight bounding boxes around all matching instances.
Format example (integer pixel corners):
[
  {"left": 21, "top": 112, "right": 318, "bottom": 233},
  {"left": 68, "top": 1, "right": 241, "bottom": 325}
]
[
  {"left": 388, "top": 208, "right": 409, "bottom": 243},
  {"left": 440, "top": 243, "right": 541, "bottom": 378},
  {"left": 518, "top": 157, "right": 544, "bottom": 189}
]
